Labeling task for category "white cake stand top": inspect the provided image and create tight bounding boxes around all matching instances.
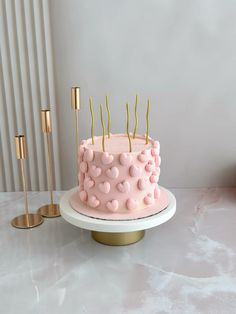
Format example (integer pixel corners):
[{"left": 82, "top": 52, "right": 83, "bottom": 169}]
[{"left": 60, "top": 187, "right": 176, "bottom": 233}]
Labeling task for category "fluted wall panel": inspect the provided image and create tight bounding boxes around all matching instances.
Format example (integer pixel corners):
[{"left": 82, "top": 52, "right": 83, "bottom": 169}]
[{"left": 0, "top": 0, "right": 61, "bottom": 191}]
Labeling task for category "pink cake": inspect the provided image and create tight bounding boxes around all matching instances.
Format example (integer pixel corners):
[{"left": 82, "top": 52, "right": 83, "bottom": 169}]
[{"left": 76, "top": 133, "right": 161, "bottom": 214}]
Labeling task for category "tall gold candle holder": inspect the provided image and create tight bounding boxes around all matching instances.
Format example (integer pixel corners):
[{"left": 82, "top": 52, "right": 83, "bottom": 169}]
[
  {"left": 11, "top": 135, "right": 44, "bottom": 229},
  {"left": 71, "top": 87, "right": 80, "bottom": 176},
  {"left": 37, "top": 110, "right": 60, "bottom": 218}
]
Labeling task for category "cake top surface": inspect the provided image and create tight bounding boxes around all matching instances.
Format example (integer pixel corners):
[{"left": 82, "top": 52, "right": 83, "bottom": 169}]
[{"left": 84, "top": 133, "right": 153, "bottom": 154}]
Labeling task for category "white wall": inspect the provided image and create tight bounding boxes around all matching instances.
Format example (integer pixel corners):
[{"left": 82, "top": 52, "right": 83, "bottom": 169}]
[{"left": 50, "top": 0, "right": 236, "bottom": 189}]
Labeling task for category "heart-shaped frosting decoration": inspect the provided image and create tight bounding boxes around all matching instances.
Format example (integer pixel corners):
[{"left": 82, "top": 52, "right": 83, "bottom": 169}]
[
  {"left": 151, "top": 148, "right": 159, "bottom": 157},
  {"left": 155, "top": 167, "right": 161, "bottom": 176},
  {"left": 84, "top": 149, "right": 94, "bottom": 162},
  {"left": 98, "top": 181, "right": 111, "bottom": 194},
  {"left": 84, "top": 176, "right": 95, "bottom": 189},
  {"left": 126, "top": 198, "right": 137, "bottom": 210},
  {"left": 106, "top": 167, "right": 119, "bottom": 179},
  {"left": 153, "top": 140, "right": 160, "bottom": 149},
  {"left": 79, "top": 190, "right": 88, "bottom": 202},
  {"left": 153, "top": 167, "right": 161, "bottom": 176},
  {"left": 150, "top": 174, "right": 158, "bottom": 183},
  {"left": 78, "top": 172, "right": 84, "bottom": 184},
  {"left": 138, "top": 178, "right": 149, "bottom": 190},
  {"left": 101, "top": 152, "right": 114, "bottom": 165},
  {"left": 155, "top": 155, "right": 161, "bottom": 167},
  {"left": 106, "top": 200, "right": 119, "bottom": 212},
  {"left": 117, "top": 181, "right": 130, "bottom": 193},
  {"left": 144, "top": 193, "right": 153, "bottom": 205},
  {"left": 88, "top": 195, "right": 100, "bottom": 208},
  {"left": 90, "top": 165, "right": 102, "bottom": 178},
  {"left": 79, "top": 146, "right": 85, "bottom": 154},
  {"left": 138, "top": 150, "right": 149, "bottom": 163},
  {"left": 145, "top": 160, "right": 155, "bottom": 172},
  {"left": 80, "top": 161, "right": 88, "bottom": 173},
  {"left": 119, "top": 153, "right": 133, "bottom": 166},
  {"left": 154, "top": 186, "right": 161, "bottom": 199},
  {"left": 129, "top": 165, "right": 141, "bottom": 177},
  {"left": 79, "top": 147, "right": 85, "bottom": 161}
]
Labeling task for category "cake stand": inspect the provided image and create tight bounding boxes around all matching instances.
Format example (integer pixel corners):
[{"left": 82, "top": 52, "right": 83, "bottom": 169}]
[{"left": 60, "top": 187, "right": 176, "bottom": 246}]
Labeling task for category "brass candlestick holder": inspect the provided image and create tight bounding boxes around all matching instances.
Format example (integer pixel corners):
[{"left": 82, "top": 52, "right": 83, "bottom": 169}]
[
  {"left": 37, "top": 110, "right": 60, "bottom": 218},
  {"left": 71, "top": 86, "right": 80, "bottom": 178},
  {"left": 11, "top": 135, "right": 44, "bottom": 229}
]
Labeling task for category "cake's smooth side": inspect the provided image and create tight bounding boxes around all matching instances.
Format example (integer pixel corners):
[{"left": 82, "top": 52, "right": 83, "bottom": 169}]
[{"left": 78, "top": 134, "right": 161, "bottom": 213}]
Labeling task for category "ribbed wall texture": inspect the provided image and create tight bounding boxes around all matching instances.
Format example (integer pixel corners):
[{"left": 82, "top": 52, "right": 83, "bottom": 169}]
[{"left": 0, "top": 0, "right": 61, "bottom": 191}]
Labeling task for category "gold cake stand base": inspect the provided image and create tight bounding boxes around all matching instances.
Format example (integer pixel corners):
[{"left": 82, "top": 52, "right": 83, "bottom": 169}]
[
  {"left": 37, "top": 204, "right": 61, "bottom": 218},
  {"left": 91, "top": 230, "right": 145, "bottom": 246},
  {"left": 11, "top": 213, "right": 44, "bottom": 229}
]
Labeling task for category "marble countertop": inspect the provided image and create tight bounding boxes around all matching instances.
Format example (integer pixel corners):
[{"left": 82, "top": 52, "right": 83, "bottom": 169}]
[{"left": 0, "top": 188, "right": 235, "bottom": 314}]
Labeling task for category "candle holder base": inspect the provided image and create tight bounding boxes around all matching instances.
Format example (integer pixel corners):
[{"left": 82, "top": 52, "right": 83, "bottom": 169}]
[
  {"left": 11, "top": 213, "right": 44, "bottom": 229},
  {"left": 91, "top": 230, "right": 145, "bottom": 246},
  {"left": 37, "top": 204, "right": 60, "bottom": 218}
]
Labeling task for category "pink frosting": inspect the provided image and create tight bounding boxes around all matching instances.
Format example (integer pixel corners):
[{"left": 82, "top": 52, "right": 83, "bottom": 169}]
[
  {"left": 77, "top": 134, "right": 161, "bottom": 213},
  {"left": 84, "top": 149, "right": 94, "bottom": 162},
  {"left": 106, "top": 199, "right": 119, "bottom": 212},
  {"left": 154, "top": 185, "right": 161, "bottom": 199},
  {"left": 144, "top": 193, "right": 154, "bottom": 205},
  {"left": 106, "top": 167, "right": 119, "bottom": 179},
  {"left": 79, "top": 190, "right": 87, "bottom": 202},
  {"left": 126, "top": 198, "right": 137, "bottom": 210},
  {"left": 117, "top": 181, "right": 130, "bottom": 193}
]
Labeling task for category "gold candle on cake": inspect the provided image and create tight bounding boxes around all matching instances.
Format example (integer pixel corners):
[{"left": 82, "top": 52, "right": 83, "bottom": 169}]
[
  {"left": 71, "top": 86, "right": 80, "bottom": 179},
  {"left": 133, "top": 94, "right": 139, "bottom": 139},
  {"left": 11, "top": 135, "right": 44, "bottom": 228},
  {"left": 38, "top": 110, "right": 60, "bottom": 218},
  {"left": 146, "top": 97, "right": 150, "bottom": 144}
]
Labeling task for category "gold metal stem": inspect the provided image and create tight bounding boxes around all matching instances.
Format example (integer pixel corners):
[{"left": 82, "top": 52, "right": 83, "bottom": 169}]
[
  {"left": 46, "top": 132, "right": 53, "bottom": 205},
  {"left": 75, "top": 110, "right": 79, "bottom": 173},
  {"left": 20, "top": 159, "right": 29, "bottom": 214},
  {"left": 20, "top": 159, "right": 29, "bottom": 226}
]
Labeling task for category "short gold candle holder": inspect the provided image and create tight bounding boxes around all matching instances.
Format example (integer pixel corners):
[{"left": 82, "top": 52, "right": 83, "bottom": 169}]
[
  {"left": 71, "top": 86, "right": 80, "bottom": 179},
  {"left": 37, "top": 110, "right": 60, "bottom": 218},
  {"left": 11, "top": 135, "right": 44, "bottom": 229}
]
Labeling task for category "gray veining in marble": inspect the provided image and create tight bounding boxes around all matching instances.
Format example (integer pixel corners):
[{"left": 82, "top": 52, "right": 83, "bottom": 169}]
[{"left": 0, "top": 189, "right": 235, "bottom": 313}]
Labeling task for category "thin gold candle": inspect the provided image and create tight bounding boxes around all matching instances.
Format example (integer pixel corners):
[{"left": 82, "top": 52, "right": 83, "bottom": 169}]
[
  {"left": 146, "top": 97, "right": 150, "bottom": 144},
  {"left": 105, "top": 95, "right": 111, "bottom": 138},
  {"left": 41, "top": 110, "right": 52, "bottom": 133},
  {"left": 100, "top": 104, "right": 105, "bottom": 152},
  {"left": 133, "top": 94, "right": 139, "bottom": 139},
  {"left": 15, "top": 135, "right": 26, "bottom": 160},
  {"left": 89, "top": 97, "right": 94, "bottom": 144},
  {"left": 126, "top": 102, "right": 132, "bottom": 152},
  {"left": 71, "top": 87, "right": 80, "bottom": 110}
]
